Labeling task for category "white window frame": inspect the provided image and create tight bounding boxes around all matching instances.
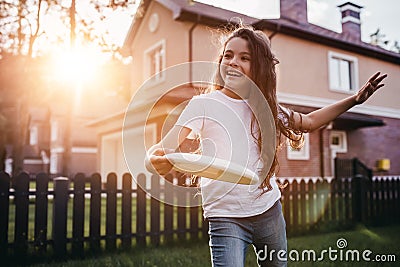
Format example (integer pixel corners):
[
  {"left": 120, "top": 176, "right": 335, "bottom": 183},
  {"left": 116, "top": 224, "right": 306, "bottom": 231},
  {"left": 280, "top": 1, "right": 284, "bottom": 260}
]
[
  {"left": 330, "top": 130, "right": 347, "bottom": 153},
  {"left": 287, "top": 133, "right": 310, "bottom": 160},
  {"left": 328, "top": 51, "right": 359, "bottom": 94},
  {"left": 29, "top": 126, "right": 38, "bottom": 145},
  {"left": 144, "top": 39, "right": 166, "bottom": 85},
  {"left": 50, "top": 152, "right": 58, "bottom": 174},
  {"left": 51, "top": 120, "right": 58, "bottom": 142}
]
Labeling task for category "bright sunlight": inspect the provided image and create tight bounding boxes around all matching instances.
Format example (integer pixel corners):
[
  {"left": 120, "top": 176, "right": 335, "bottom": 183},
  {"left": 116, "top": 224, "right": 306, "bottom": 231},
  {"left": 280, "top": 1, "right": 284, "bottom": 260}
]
[{"left": 50, "top": 46, "right": 104, "bottom": 84}]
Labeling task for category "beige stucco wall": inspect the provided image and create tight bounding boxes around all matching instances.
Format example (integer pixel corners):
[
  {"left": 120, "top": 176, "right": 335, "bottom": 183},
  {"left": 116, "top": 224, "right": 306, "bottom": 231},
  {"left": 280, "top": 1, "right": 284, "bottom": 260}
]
[
  {"left": 129, "top": 2, "right": 191, "bottom": 95},
  {"left": 271, "top": 34, "right": 400, "bottom": 111}
]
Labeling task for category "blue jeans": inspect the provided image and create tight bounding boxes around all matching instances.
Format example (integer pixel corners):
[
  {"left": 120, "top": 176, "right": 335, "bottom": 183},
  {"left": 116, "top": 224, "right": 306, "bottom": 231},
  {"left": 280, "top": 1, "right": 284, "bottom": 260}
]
[{"left": 208, "top": 201, "right": 287, "bottom": 267}]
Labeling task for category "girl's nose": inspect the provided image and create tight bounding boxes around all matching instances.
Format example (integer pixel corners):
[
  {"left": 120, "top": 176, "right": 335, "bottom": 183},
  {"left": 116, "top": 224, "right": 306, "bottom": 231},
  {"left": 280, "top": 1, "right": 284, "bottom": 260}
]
[{"left": 229, "top": 56, "right": 238, "bottom": 67}]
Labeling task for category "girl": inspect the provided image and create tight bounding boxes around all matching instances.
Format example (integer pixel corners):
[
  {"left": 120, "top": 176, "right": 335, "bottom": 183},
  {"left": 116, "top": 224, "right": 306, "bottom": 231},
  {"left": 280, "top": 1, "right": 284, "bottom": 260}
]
[{"left": 145, "top": 26, "right": 387, "bottom": 267}]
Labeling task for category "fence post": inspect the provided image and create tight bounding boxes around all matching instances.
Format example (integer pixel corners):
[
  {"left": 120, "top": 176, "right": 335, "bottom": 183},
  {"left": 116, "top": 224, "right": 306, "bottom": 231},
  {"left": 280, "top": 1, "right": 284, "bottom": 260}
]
[
  {"left": 106, "top": 173, "right": 117, "bottom": 251},
  {"left": 121, "top": 173, "right": 132, "bottom": 249},
  {"left": 90, "top": 173, "right": 101, "bottom": 252},
  {"left": 281, "top": 179, "right": 291, "bottom": 235},
  {"left": 0, "top": 172, "right": 10, "bottom": 254},
  {"left": 34, "top": 173, "right": 49, "bottom": 253},
  {"left": 150, "top": 174, "right": 160, "bottom": 246},
  {"left": 14, "top": 172, "right": 30, "bottom": 256},
  {"left": 189, "top": 181, "right": 199, "bottom": 241},
  {"left": 177, "top": 175, "right": 186, "bottom": 240},
  {"left": 136, "top": 173, "right": 147, "bottom": 247},
  {"left": 53, "top": 177, "right": 69, "bottom": 257},
  {"left": 299, "top": 180, "right": 307, "bottom": 234},
  {"left": 72, "top": 173, "right": 85, "bottom": 256},
  {"left": 351, "top": 174, "right": 367, "bottom": 224},
  {"left": 164, "top": 174, "right": 174, "bottom": 244},
  {"left": 292, "top": 180, "right": 299, "bottom": 234}
]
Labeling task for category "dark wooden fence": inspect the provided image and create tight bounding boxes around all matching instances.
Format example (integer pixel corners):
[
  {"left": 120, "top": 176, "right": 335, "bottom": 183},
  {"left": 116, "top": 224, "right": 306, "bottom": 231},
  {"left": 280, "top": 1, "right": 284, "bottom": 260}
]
[
  {"left": 1, "top": 170, "right": 399, "bottom": 259},
  {"left": 0, "top": 171, "right": 206, "bottom": 259},
  {"left": 281, "top": 175, "right": 400, "bottom": 236}
]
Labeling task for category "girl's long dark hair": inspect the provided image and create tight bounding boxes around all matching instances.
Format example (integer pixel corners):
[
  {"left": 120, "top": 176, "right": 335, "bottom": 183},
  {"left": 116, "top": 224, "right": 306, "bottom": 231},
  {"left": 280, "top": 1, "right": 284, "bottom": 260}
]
[{"left": 212, "top": 25, "right": 304, "bottom": 191}]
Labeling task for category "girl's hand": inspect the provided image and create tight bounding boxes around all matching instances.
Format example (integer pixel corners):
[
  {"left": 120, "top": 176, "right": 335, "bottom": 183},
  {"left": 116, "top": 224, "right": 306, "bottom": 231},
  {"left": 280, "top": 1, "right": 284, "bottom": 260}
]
[
  {"left": 148, "top": 148, "right": 174, "bottom": 175},
  {"left": 355, "top": 72, "right": 387, "bottom": 104}
]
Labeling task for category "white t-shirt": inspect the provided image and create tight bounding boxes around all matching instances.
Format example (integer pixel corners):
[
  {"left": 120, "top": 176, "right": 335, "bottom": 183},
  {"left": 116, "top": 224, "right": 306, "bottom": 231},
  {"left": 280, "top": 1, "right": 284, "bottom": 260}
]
[{"left": 175, "top": 90, "right": 281, "bottom": 218}]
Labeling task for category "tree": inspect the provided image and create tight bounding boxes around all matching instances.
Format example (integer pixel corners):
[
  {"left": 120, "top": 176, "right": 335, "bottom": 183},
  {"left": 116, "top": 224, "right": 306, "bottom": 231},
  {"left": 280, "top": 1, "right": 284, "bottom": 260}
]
[
  {"left": 0, "top": 0, "right": 136, "bottom": 175},
  {"left": 369, "top": 28, "right": 400, "bottom": 54}
]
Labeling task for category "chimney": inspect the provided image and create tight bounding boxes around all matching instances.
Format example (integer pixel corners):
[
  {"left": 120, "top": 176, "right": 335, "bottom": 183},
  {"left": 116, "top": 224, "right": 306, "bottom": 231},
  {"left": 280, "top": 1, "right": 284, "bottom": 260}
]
[
  {"left": 280, "top": 0, "right": 308, "bottom": 24},
  {"left": 338, "top": 2, "right": 363, "bottom": 41}
]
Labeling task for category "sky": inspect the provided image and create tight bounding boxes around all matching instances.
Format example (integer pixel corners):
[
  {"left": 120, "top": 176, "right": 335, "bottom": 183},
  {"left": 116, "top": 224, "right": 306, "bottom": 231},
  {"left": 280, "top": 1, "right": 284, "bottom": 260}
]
[{"left": 195, "top": 0, "right": 400, "bottom": 50}]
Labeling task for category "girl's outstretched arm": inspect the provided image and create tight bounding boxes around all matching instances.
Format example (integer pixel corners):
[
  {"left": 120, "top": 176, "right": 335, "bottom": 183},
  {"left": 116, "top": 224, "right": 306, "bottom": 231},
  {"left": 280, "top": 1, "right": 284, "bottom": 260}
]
[
  {"left": 292, "top": 72, "right": 387, "bottom": 132},
  {"left": 145, "top": 126, "right": 192, "bottom": 175}
]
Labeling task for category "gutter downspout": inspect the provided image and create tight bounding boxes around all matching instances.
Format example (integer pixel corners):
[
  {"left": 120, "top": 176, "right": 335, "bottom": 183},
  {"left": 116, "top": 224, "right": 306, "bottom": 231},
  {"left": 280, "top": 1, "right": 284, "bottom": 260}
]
[
  {"left": 268, "top": 22, "right": 281, "bottom": 43},
  {"left": 189, "top": 15, "right": 200, "bottom": 86}
]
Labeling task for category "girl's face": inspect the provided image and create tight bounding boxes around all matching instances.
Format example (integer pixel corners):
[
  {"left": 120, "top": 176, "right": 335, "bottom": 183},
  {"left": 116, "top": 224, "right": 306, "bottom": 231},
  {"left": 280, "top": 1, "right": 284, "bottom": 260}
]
[{"left": 219, "top": 37, "right": 252, "bottom": 98}]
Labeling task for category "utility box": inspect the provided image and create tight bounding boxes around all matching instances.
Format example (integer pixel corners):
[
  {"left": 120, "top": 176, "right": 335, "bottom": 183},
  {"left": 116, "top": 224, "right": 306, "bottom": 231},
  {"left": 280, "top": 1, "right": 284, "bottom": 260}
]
[{"left": 376, "top": 159, "right": 390, "bottom": 171}]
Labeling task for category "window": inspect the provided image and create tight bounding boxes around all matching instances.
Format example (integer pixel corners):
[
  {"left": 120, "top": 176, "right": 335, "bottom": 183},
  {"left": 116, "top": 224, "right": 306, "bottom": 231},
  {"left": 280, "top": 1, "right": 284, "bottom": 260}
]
[
  {"left": 50, "top": 152, "right": 58, "bottom": 174},
  {"left": 29, "top": 126, "right": 38, "bottom": 145},
  {"left": 144, "top": 39, "right": 166, "bottom": 83},
  {"left": 287, "top": 133, "right": 310, "bottom": 160},
  {"left": 328, "top": 51, "right": 358, "bottom": 93},
  {"left": 330, "top": 130, "right": 347, "bottom": 153},
  {"left": 51, "top": 121, "right": 58, "bottom": 142}
]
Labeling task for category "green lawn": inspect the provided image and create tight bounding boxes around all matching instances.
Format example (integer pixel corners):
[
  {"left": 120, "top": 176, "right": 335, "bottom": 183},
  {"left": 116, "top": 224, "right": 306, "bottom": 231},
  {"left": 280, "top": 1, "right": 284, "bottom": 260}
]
[{"left": 22, "top": 224, "right": 399, "bottom": 267}]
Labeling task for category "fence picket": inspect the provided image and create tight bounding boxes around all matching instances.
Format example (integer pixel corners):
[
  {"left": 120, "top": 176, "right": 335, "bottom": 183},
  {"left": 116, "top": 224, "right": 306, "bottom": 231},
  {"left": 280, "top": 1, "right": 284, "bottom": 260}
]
[
  {"left": 14, "top": 172, "right": 30, "bottom": 256},
  {"left": 189, "top": 188, "right": 200, "bottom": 240},
  {"left": 376, "top": 180, "right": 383, "bottom": 224},
  {"left": 150, "top": 174, "right": 160, "bottom": 246},
  {"left": 34, "top": 173, "right": 49, "bottom": 253},
  {"left": 72, "top": 173, "right": 85, "bottom": 256},
  {"left": 0, "top": 172, "right": 10, "bottom": 254},
  {"left": 136, "top": 173, "right": 147, "bottom": 246},
  {"left": 396, "top": 179, "right": 400, "bottom": 223},
  {"left": 177, "top": 175, "right": 186, "bottom": 240},
  {"left": 53, "top": 177, "right": 69, "bottom": 257},
  {"left": 106, "top": 173, "right": 117, "bottom": 251},
  {"left": 383, "top": 179, "right": 390, "bottom": 225},
  {"left": 90, "top": 173, "right": 101, "bottom": 251},
  {"left": 121, "top": 173, "right": 132, "bottom": 249},
  {"left": 322, "top": 180, "right": 330, "bottom": 224},
  {"left": 308, "top": 180, "right": 315, "bottom": 228},
  {"left": 164, "top": 174, "right": 174, "bottom": 243},
  {"left": 330, "top": 179, "right": 337, "bottom": 226},
  {"left": 299, "top": 180, "right": 307, "bottom": 233},
  {"left": 282, "top": 180, "right": 291, "bottom": 233},
  {"left": 292, "top": 180, "right": 299, "bottom": 234}
]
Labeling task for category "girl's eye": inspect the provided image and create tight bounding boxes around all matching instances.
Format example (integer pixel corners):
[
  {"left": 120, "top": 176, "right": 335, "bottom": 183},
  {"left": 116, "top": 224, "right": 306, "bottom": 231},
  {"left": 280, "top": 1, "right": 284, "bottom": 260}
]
[
  {"left": 242, "top": 57, "right": 250, "bottom": 61},
  {"left": 223, "top": 54, "right": 232, "bottom": 59}
]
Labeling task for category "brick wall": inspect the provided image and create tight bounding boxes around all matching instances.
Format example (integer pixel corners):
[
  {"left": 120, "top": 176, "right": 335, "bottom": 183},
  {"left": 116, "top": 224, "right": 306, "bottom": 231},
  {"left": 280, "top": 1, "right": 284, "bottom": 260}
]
[
  {"left": 276, "top": 105, "right": 400, "bottom": 177},
  {"left": 346, "top": 116, "right": 400, "bottom": 175}
]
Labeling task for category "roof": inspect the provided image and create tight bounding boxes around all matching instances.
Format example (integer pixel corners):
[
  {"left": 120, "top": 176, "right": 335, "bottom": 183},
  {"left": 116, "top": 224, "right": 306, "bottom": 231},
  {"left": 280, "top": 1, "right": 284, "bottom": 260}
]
[
  {"left": 333, "top": 112, "right": 385, "bottom": 130},
  {"left": 253, "top": 18, "right": 400, "bottom": 65},
  {"left": 122, "top": 0, "right": 400, "bottom": 65},
  {"left": 122, "top": 0, "right": 260, "bottom": 54}
]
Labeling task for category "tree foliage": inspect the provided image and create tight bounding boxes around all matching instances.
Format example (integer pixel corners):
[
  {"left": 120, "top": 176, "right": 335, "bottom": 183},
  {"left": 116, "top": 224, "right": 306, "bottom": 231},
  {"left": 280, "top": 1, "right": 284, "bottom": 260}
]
[
  {"left": 0, "top": 0, "right": 136, "bottom": 175},
  {"left": 0, "top": 0, "right": 136, "bottom": 58}
]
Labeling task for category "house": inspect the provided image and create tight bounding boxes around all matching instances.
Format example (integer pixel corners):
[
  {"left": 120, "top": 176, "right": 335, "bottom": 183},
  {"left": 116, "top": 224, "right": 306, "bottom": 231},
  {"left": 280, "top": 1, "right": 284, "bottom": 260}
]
[{"left": 89, "top": 0, "right": 400, "bottom": 185}]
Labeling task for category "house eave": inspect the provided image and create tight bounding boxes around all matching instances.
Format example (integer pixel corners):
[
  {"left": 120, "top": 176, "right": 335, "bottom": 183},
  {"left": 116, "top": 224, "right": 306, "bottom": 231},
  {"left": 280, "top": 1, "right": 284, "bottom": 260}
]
[{"left": 254, "top": 19, "right": 400, "bottom": 65}]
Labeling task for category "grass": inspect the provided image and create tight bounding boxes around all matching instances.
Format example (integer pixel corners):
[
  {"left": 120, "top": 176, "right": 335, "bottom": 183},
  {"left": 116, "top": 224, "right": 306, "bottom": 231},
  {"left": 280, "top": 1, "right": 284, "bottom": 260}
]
[{"left": 17, "top": 224, "right": 399, "bottom": 267}]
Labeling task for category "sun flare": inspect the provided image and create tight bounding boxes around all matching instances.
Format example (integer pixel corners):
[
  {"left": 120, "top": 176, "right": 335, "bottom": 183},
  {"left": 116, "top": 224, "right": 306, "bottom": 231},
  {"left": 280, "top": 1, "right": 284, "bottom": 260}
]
[{"left": 51, "top": 45, "right": 104, "bottom": 84}]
